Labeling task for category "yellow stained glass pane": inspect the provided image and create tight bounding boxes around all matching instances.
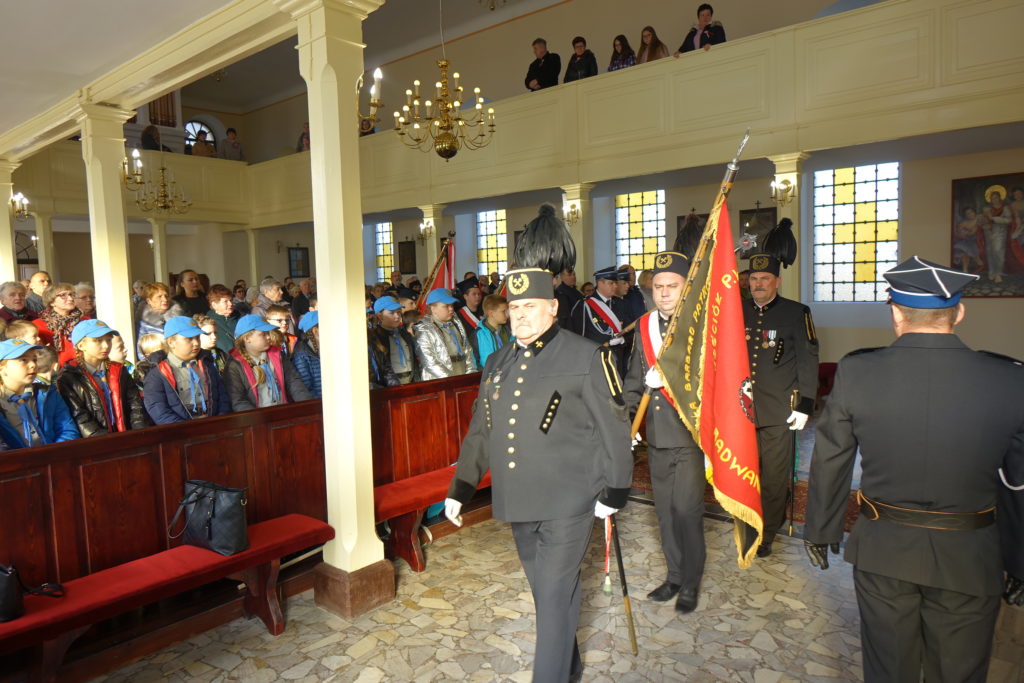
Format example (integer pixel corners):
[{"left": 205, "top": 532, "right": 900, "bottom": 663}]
[
  {"left": 615, "top": 194, "right": 627, "bottom": 208},
  {"left": 835, "top": 184, "right": 854, "bottom": 203},
  {"left": 629, "top": 222, "right": 643, "bottom": 238},
  {"left": 629, "top": 206, "right": 642, "bottom": 223},
  {"left": 855, "top": 202, "right": 876, "bottom": 223},
  {"left": 855, "top": 242, "right": 875, "bottom": 263},
  {"left": 835, "top": 167, "right": 854, "bottom": 184},
  {"left": 855, "top": 262, "right": 875, "bottom": 282},
  {"left": 383, "top": 244, "right": 392, "bottom": 255},
  {"left": 642, "top": 254, "right": 654, "bottom": 269},
  {"left": 855, "top": 223, "right": 876, "bottom": 242},
  {"left": 877, "top": 221, "right": 898, "bottom": 240},
  {"left": 629, "top": 192, "right": 642, "bottom": 205},
  {"left": 834, "top": 224, "right": 853, "bottom": 243},
  {"left": 487, "top": 235, "right": 496, "bottom": 249},
  {"left": 644, "top": 237, "right": 658, "bottom": 254},
  {"left": 642, "top": 191, "right": 656, "bottom": 205},
  {"left": 376, "top": 256, "right": 384, "bottom": 267}
]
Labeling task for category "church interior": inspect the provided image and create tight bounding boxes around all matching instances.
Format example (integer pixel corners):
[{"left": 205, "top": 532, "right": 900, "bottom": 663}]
[{"left": 0, "top": 0, "right": 1022, "bottom": 680}]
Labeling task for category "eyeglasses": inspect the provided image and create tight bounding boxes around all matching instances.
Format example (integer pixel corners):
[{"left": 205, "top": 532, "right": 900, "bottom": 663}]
[{"left": 54, "top": 292, "right": 75, "bottom": 299}]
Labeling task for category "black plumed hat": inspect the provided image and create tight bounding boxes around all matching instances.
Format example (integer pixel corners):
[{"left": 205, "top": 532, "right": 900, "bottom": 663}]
[
  {"left": 674, "top": 213, "right": 703, "bottom": 261},
  {"left": 762, "top": 217, "right": 797, "bottom": 268},
  {"left": 512, "top": 203, "right": 577, "bottom": 275}
]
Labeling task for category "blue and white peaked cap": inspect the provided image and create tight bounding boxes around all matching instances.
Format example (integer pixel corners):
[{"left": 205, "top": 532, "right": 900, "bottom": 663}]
[{"left": 882, "top": 256, "right": 978, "bottom": 309}]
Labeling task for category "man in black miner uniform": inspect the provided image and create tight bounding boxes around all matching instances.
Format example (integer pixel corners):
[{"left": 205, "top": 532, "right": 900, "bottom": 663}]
[
  {"left": 804, "top": 256, "right": 1024, "bottom": 682},
  {"left": 445, "top": 267, "right": 633, "bottom": 683},
  {"left": 525, "top": 38, "right": 561, "bottom": 91},
  {"left": 624, "top": 250, "right": 706, "bottom": 613},
  {"left": 743, "top": 253, "right": 818, "bottom": 557},
  {"left": 554, "top": 268, "right": 583, "bottom": 333}
]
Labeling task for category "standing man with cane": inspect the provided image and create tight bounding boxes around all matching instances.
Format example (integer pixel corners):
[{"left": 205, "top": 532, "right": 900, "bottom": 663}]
[{"left": 445, "top": 204, "right": 633, "bottom": 683}]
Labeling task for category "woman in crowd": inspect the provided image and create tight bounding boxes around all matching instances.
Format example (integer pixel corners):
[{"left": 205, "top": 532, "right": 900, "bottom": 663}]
[
  {"left": 608, "top": 34, "right": 636, "bottom": 71},
  {"left": 580, "top": 281, "right": 595, "bottom": 297},
  {"left": 136, "top": 282, "right": 185, "bottom": 350},
  {"left": 74, "top": 282, "right": 97, "bottom": 319},
  {"left": 173, "top": 269, "right": 208, "bottom": 317},
  {"left": 0, "top": 281, "right": 38, "bottom": 323},
  {"left": 194, "top": 314, "right": 230, "bottom": 374},
  {"left": 563, "top": 36, "right": 598, "bottom": 83},
  {"left": 225, "top": 314, "right": 311, "bottom": 412},
  {"left": 33, "top": 282, "right": 84, "bottom": 366},
  {"left": 232, "top": 284, "right": 252, "bottom": 315},
  {"left": 638, "top": 269, "right": 655, "bottom": 310},
  {"left": 206, "top": 284, "right": 239, "bottom": 353},
  {"left": 264, "top": 304, "right": 298, "bottom": 354},
  {"left": 637, "top": 26, "right": 669, "bottom": 63},
  {"left": 291, "top": 311, "right": 321, "bottom": 398},
  {"left": 56, "top": 319, "right": 147, "bottom": 437},
  {"left": 674, "top": 3, "right": 726, "bottom": 56},
  {"left": 0, "top": 338, "right": 79, "bottom": 448}
]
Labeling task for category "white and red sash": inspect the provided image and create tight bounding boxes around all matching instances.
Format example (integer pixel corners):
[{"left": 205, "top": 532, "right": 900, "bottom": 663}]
[
  {"left": 639, "top": 311, "right": 676, "bottom": 408},
  {"left": 585, "top": 296, "right": 622, "bottom": 334},
  {"left": 457, "top": 307, "right": 480, "bottom": 330}
]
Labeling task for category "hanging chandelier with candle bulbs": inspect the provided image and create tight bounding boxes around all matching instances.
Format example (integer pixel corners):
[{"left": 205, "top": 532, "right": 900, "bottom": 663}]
[
  {"left": 393, "top": 1, "right": 495, "bottom": 160},
  {"left": 121, "top": 149, "right": 192, "bottom": 215}
]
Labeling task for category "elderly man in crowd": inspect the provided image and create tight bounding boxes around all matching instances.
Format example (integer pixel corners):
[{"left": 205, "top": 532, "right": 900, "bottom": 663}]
[
  {"left": 26, "top": 271, "right": 51, "bottom": 313},
  {"left": 0, "top": 282, "right": 38, "bottom": 324},
  {"left": 251, "top": 278, "right": 288, "bottom": 324},
  {"left": 415, "top": 289, "right": 478, "bottom": 379},
  {"left": 291, "top": 278, "right": 315, "bottom": 320},
  {"left": 74, "top": 283, "right": 97, "bottom": 319}
]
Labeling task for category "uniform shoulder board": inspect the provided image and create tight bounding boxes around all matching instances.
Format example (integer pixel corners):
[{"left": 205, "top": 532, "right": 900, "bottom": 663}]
[
  {"left": 844, "top": 346, "right": 884, "bottom": 358},
  {"left": 598, "top": 347, "right": 625, "bottom": 405},
  {"left": 979, "top": 350, "right": 1024, "bottom": 366}
]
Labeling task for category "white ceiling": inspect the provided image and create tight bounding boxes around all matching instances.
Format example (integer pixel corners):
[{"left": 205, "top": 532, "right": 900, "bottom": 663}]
[{"left": 0, "top": 0, "right": 235, "bottom": 138}]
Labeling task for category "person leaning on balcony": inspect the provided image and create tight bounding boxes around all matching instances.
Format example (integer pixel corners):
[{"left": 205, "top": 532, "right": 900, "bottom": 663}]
[
  {"left": 525, "top": 38, "right": 561, "bottom": 91},
  {"left": 608, "top": 34, "right": 636, "bottom": 72},
  {"left": 563, "top": 36, "right": 598, "bottom": 83},
  {"left": 674, "top": 3, "right": 726, "bottom": 57},
  {"left": 190, "top": 129, "right": 216, "bottom": 157},
  {"left": 636, "top": 25, "right": 669, "bottom": 64},
  {"left": 218, "top": 127, "right": 246, "bottom": 162}
]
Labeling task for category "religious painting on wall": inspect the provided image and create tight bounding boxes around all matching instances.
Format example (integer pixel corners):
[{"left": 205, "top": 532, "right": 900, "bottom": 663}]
[
  {"left": 950, "top": 172, "right": 1024, "bottom": 298},
  {"left": 737, "top": 207, "right": 778, "bottom": 259},
  {"left": 397, "top": 240, "right": 417, "bottom": 274},
  {"left": 288, "top": 247, "right": 310, "bottom": 278}
]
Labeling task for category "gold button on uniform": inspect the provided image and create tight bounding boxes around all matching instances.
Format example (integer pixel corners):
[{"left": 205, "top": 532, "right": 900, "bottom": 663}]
[
  {"left": 509, "top": 418, "right": 516, "bottom": 425},
  {"left": 508, "top": 461, "right": 516, "bottom": 469},
  {"left": 514, "top": 390, "right": 521, "bottom": 397},
  {"left": 511, "top": 404, "right": 519, "bottom": 411},
  {"left": 524, "top": 351, "right": 532, "bottom": 358},
  {"left": 520, "top": 364, "right": 528, "bottom": 370},
  {"left": 508, "top": 447, "right": 515, "bottom": 454},
  {"left": 507, "top": 432, "right": 515, "bottom": 439},
  {"left": 517, "top": 377, "right": 524, "bottom": 384}
]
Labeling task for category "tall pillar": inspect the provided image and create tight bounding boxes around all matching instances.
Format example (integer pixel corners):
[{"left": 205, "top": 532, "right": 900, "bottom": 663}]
[
  {"left": 32, "top": 212, "right": 56, "bottom": 278},
  {"left": 77, "top": 103, "right": 136, "bottom": 351},
  {"left": 148, "top": 217, "right": 168, "bottom": 284},
  {"left": 278, "top": 0, "right": 393, "bottom": 618},
  {"left": 768, "top": 153, "right": 810, "bottom": 302},
  {"left": 0, "top": 160, "right": 20, "bottom": 282},
  {"left": 560, "top": 183, "right": 595, "bottom": 282},
  {"left": 245, "top": 228, "right": 259, "bottom": 285},
  {"left": 418, "top": 203, "right": 447, "bottom": 275}
]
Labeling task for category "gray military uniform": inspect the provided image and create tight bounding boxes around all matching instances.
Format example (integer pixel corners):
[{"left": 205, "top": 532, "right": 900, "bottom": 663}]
[
  {"left": 449, "top": 323, "right": 633, "bottom": 682},
  {"left": 624, "top": 311, "right": 706, "bottom": 591},
  {"left": 805, "top": 334, "right": 1024, "bottom": 682},
  {"left": 743, "top": 295, "right": 818, "bottom": 538}
]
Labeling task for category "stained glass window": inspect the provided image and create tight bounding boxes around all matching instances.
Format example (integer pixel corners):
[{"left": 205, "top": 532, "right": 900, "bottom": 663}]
[
  {"left": 476, "top": 209, "right": 508, "bottom": 277},
  {"left": 614, "top": 190, "right": 666, "bottom": 270},
  {"left": 812, "top": 163, "right": 899, "bottom": 302},
  {"left": 375, "top": 222, "right": 394, "bottom": 282}
]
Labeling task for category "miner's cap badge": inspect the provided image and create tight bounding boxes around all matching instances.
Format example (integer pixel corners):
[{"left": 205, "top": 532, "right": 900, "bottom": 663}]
[
  {"left": 508, "top": 273, "right": 529, "bottom": 295},
  {"left": 751, "top": 255, "right": 769, "bottom": 271},
  {"left": 655, "top": 253, "right": 672, "bottom": 269}
]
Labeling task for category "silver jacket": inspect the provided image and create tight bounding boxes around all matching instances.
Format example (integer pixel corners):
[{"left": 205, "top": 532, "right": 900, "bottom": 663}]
[{"left": 414, "top": 315, "right": 478, "bottom": 379}]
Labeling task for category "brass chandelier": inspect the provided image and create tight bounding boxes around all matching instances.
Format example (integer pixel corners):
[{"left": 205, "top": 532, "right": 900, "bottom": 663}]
[
  {"left": 121, "top": 149, "right": 192, "bottom": 215},
  {"left": 393, "top": 1, "right": 495, "bottom": 160}
]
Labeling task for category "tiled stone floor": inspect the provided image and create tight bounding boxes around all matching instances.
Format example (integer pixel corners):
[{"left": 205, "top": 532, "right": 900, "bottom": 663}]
[{"left": 94, "top": 500, "right": 1021, "bottom": 682}]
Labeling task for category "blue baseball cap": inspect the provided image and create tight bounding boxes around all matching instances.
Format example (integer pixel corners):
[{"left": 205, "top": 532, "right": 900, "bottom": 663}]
[
  {"left": 71, "top": 319, "right": 118, "bottom": 347},
  {"left": 0, "top": 338, "right": 42, "bottom": 361},
  {"left": 164, "top": 316, "right": 204, "bottom": 339},
  {"left": 425, "top": 289, "right": 458, "bottom": 305},
  {"left": 297, "top": 310, "right": 319, "bottom": 332},
  {"left": 235, "top": 314, "right": 277, "bottom": 337},
  {"left": 372, "top": 296, "right": 403, "bottom": 314}
]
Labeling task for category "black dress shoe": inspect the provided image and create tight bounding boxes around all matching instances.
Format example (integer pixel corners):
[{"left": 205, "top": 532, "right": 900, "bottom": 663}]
[
  {"left": 675, "top": 587, "right": 698, "bottom": 613},
  {"left": 647, "top": 581, "right": 681, "bottom": 602},
  {"left": 756, "top": 543, "right": 773, "bottom": 558}
]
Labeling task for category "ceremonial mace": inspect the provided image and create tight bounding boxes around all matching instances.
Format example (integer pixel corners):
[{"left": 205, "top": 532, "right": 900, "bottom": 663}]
[
  {"left": 788, "top": 390, "right": 800, "bottom": 536},
  {"left": 629, "top": 128, "right": 751, "bottom": 437},
  {"left": 609, "top": 514, "right": 638, "bottom": 655}
]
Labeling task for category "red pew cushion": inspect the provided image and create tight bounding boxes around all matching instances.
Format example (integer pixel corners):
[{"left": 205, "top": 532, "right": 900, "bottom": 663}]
[{"left": 374, "top": 468, "right": 491, "bottom": 522}]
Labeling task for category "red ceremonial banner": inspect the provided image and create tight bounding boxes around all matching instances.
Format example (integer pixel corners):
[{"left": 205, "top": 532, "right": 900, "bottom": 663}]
[{"left": 418, "top": 240, "right": 457, "bottom": 314}]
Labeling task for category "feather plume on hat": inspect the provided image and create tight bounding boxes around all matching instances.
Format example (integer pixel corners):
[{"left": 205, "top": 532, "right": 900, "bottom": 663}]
[
  {"left": 512, "top": 203, "right": 577, "bottom": 275},
  {"left": 762, "top": 217, "right": 797, "bottom": 269},
  {"left": 674, "top": 213, "right": 703, "bottom": 261}
]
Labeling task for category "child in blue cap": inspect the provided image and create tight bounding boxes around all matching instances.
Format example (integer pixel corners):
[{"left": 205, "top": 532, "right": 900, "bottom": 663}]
[
  {"left": 0, "top": 338, "right": 80, "bottom": 448},
  {"left": 56, "top": 319, "right": 148, "bottom": 437},
  {"left": 291, "top": 311, "right": 321, "bottom": 398},
  {"left": 224, "top": 314, "right": 312, "bottom": 411}
]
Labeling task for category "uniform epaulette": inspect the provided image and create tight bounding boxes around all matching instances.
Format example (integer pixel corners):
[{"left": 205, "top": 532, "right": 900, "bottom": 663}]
[
  {"left": 979, "top": 350, "right": 1024, "bottom": 366},
  {"left": 844, "top": 347, "right": 884, "bottom": 358},
  {"left": 598, "top": 347, "right": 625, "bottom": 405}
]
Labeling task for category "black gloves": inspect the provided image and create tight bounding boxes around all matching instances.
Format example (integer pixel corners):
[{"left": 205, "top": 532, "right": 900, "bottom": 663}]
[
  {"left": 1006, "top": 574, "right": 1024, "bottom": 606},
  {"left": 804, "top": 540, "right": 841, "bottom": 570}
]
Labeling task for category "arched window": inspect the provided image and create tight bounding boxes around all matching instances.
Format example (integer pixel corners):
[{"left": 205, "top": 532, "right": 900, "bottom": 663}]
[{"left": 184, "top": 120, "right": 215, "bottom": 149}]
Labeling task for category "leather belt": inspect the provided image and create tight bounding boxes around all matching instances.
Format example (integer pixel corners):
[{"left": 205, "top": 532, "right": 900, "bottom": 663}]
[{"left": 857, "top": 490, "right": 994, "bottom": 531}]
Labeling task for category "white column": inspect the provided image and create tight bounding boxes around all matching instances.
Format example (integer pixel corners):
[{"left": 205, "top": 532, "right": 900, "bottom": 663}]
[
  {"left": 32, "top": 212, "right": 56, "bottom": 278},
  {"left": 77, "top": 103, "right": 136, "bottom": 350},
  {"left": 769, "top": 153, "right": 810, "bottom": 302},
  {"left": 246, "top": 228, "right": 259, "bottom": 285},
  {"left": 0, "top": 160, "right": 20, "bottom": 282},
  {"left": 279, "top": 0, "right": 392, "bottom": 616},
  {"left": 418, "top": 203, "right": 447, "bottom": 273},
  {"left": 148, "top": 217, "right": 168, "bottom": 284},
  {"left": 560, "top": 183, "right": 595, "bottom": 282}
]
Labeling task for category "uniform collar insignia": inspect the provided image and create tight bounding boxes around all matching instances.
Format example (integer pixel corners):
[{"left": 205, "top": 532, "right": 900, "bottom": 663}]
[{"left": 527, "top": 323, "right": 560, "bottom": 355}]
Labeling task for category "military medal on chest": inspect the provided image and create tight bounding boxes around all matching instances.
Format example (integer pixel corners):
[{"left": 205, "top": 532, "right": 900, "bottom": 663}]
[{"left": 767, "top": 330, "right": 777, "bottom": 348}]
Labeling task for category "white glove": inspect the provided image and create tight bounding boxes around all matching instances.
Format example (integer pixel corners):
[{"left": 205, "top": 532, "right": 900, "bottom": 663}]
[
  {"left": 594, "top": 501, "right": 619, "bottom": 519},
  {"left": 631, "top": 433, "right": 642, "bottom": 446},
  {"left": 444, "top": 498, "right": 463, "bottom": 527},
  {"left": 787, "top": 410, "right": 809, "bottom": 431},
  {"left": 644, "top": 367, "right": 663, "bottom": 389},
  {"left": 607, "top": 336, "right": 624, "bottom": 346}
]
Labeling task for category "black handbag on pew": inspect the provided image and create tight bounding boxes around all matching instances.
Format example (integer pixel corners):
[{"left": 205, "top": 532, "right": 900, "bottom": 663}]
[
  {"left": 168, "top": 480, "right": 249, "bottom": 556},
  {"left": 0, "top": 564, "right": 65, "bottom": 622}
]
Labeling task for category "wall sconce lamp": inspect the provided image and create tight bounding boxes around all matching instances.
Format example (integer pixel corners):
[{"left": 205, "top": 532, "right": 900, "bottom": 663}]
[
  {"left": 770, "top": 178, "right": 796, "bottom": 207},
  {"left": 416, "top": 218, "right": 435, "bottom": 245},
  {"left": 148, "top": 238, "right": 155, "bottom": 250},
  {"left": 9, "top": 192, "right": 30, "bottom": 221},
  {"left": 563, "top": 202, "right": 580, "bottom": 226}
]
